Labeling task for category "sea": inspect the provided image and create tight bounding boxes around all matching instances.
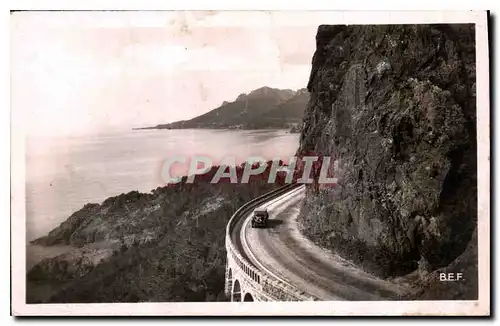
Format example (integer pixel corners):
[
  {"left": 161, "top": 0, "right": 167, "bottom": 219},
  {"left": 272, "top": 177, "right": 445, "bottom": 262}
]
[{"left": 26, "top": 129, "right": 300, "bottom": 243}]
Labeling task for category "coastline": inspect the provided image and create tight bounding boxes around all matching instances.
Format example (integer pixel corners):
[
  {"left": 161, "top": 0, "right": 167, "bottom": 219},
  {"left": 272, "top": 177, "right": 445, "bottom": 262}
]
[
  {"left": 26, "top": 163, "right": 289, "bottom": 303},
  {"left": 132, "top": 126, "right": 293, "bottom": 131},
  {"left": 132, "top": 125, "right": 301, "bottom": 134}
]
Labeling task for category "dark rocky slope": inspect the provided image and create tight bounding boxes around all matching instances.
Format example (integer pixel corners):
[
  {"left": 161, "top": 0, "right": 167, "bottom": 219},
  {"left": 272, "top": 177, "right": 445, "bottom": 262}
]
[
  {"left": 27, "top": 163, "right": 289, "bottom": 303},
  {"left": 298, "top": 25, "right": 477, "bottom": 299}
]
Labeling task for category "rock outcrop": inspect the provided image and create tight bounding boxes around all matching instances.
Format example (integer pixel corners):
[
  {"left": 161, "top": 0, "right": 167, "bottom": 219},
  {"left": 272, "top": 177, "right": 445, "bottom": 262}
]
[{"left": 298, "top": 25, "right": 477, "bottom": 298}]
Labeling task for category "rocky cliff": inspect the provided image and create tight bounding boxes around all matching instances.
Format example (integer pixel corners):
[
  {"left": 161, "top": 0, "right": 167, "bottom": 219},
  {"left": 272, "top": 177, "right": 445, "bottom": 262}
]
[{"left": 298, "top": 25, "right": 477, "bottom": 299}]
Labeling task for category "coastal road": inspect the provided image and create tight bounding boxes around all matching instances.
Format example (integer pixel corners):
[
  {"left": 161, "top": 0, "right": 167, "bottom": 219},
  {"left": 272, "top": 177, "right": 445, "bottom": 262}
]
[{"left": 231, "top": 185, "right": 410, "bottom": 300}]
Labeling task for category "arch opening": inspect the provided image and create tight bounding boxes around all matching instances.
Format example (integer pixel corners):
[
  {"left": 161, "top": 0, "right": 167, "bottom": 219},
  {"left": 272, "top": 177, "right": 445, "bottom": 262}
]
[
  {"left": 232, "top": 279, "right": 242, "bottom": 302},
  {"left": 243, "top": 293, "right": 254, "bottom": 302}
]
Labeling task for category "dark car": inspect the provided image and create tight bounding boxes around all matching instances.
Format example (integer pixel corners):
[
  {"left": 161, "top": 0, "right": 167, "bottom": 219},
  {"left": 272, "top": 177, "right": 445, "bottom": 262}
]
[{"left": 251, "top": 208, "right": 269, "bottom": 228}]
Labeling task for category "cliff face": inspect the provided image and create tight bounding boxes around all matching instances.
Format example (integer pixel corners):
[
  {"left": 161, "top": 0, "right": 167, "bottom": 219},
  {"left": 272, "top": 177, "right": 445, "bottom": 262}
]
[
  {"left": 27, "top": 164, "right": 286, "bottom": 303},
  {"left": 298, "top": 25, "right": 477, "bottom": 294}
]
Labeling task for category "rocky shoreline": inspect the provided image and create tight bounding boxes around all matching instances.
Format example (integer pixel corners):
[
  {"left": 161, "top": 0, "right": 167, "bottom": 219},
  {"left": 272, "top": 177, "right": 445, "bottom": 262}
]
[
  {"left": 297, "top": 24, "right": 477, "bottom": 299},
  {"left": 26, "top": 164, "right": 286, "bottom": 303}
]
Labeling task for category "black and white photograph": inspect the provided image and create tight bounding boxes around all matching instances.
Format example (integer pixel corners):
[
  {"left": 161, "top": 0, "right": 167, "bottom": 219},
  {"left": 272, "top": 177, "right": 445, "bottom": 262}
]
[{"left": 10, "top": 10, "right": 490, "bottom": 316}]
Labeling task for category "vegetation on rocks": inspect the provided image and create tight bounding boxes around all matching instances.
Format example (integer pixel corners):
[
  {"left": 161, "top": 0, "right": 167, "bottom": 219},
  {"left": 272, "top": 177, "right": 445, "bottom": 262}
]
[{"left": 27, "top": 163, "right": 289, "bottom": 303}]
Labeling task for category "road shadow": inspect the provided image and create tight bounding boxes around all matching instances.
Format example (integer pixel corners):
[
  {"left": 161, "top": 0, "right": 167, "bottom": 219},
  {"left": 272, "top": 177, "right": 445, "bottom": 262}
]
[{"left": 266, "top": 219, "right": 283, "bottom": 229}]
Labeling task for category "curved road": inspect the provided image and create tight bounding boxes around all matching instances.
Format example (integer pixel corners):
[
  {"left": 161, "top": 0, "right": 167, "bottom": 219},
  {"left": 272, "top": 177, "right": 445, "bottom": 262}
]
[{"left": 232, "top": 185, "right": 410, "bottom": 301}]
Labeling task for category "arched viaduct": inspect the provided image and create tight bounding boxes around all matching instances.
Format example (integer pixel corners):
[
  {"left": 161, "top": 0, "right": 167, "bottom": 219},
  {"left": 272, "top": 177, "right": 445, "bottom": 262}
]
[{"left": 224, "top": 184, "right": 316, "bottom": 302}]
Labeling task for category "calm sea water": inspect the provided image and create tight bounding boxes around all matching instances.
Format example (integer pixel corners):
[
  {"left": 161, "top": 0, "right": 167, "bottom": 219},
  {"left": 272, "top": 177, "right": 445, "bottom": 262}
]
[{"left": 26, "top": 129, "right": 300, "bottom": 241}]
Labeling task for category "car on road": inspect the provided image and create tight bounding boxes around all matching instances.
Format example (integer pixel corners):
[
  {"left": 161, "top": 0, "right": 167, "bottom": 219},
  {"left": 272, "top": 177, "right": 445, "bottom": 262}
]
[{"left": 251, "top": 208, "right": 269, "bottom": 228}]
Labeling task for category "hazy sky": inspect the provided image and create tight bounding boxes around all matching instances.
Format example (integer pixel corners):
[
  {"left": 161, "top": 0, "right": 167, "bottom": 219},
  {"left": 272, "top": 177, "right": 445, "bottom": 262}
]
[{"left": 11, "top": 11, "right": 320, "bottom": 136}]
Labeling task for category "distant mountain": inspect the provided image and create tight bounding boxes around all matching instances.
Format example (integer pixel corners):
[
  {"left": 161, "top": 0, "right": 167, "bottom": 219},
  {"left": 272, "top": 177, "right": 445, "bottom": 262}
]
[{"left": 137, "top": 86, "right": 309, "bottom": 130}]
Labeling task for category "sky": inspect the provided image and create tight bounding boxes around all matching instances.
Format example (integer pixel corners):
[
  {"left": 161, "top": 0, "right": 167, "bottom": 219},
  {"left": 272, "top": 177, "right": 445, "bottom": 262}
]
[{"left": 11, "top": 11, "right": 321, "bottom": 137}]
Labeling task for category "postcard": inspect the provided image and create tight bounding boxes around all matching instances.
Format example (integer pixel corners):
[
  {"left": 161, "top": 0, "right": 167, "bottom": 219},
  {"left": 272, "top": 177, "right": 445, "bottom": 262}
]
[{"left": 11, "top": 10, "right": 490, "bottom": 316}]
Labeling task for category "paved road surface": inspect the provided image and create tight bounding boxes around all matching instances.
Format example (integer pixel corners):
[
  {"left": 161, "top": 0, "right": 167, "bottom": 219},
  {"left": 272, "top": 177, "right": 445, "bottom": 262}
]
[{"left": 234, "top": 185, "right": 409, "bottom": 301}]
